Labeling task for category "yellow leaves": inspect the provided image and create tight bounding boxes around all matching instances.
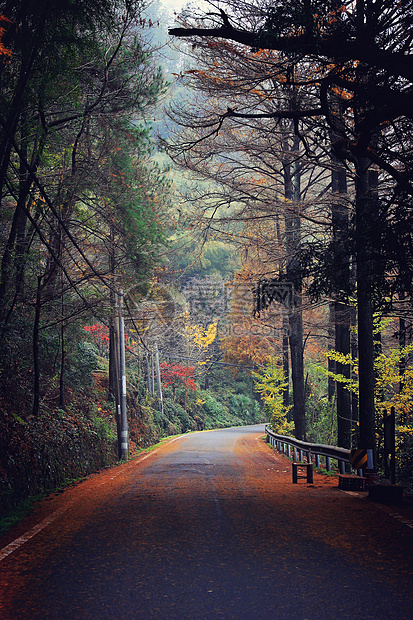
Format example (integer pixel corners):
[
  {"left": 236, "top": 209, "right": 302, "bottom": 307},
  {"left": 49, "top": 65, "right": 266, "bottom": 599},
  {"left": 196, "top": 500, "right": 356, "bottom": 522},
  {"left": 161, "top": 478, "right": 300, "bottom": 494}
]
[
  {"left": 253, "top": 356, "right": 294, "bottom": 435},
  {"left": 331, "top": 85, "right": 352, "bottom": 100},
  {"left": 183, "top": 314, "right": 217, "bottom": 365},
  {"left": 325, "top": 349, "right": 356, "bottom": 368},
  {"left": 193, "top": 321, "right": 217, "bottom": 349},
  {"left": 398, "top": 425, "right": 413, "bottom": 436},
  {"left": 325, "top": 340, "right": 413, "bottom": 439}
]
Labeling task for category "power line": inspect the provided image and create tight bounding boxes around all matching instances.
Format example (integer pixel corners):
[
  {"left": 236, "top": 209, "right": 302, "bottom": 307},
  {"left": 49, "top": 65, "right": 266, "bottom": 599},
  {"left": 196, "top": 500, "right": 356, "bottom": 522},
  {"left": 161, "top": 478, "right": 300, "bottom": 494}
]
[{"left": 161, "top": 352, "right": 259, "bottom": 369}]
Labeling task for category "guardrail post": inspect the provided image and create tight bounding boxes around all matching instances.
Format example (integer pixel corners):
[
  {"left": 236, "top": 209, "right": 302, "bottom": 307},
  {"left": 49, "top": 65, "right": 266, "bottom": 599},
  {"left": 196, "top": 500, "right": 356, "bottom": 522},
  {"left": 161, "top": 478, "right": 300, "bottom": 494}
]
[{"left": 265, "top": 430, "right": 351, "bottom": 477}]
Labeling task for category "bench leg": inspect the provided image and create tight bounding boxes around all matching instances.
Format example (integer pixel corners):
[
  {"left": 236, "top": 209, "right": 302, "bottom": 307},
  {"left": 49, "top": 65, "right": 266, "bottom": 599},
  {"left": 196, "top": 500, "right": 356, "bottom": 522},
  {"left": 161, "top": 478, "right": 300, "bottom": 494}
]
[
  {"left": 292, "top": 463, "right": 313, "bottom": 483},
  {"left": 292, "top": 463, "right": 298, "bottom": 483}
]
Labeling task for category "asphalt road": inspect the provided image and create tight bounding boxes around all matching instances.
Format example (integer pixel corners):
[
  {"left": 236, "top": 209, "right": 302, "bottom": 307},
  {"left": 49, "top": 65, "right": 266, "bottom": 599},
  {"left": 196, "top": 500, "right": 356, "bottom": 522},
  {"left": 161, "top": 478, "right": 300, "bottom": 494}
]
[{"left": 1, "top": 424, "right": 412, "bottom": 619}]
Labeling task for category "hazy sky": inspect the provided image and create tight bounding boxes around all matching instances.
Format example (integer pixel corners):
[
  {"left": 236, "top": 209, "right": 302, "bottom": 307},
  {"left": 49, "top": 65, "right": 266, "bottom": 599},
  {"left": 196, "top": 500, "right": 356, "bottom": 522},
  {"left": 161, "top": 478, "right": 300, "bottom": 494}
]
[
  {"left": 161, "top": 0, "right": 187, "bottom": 12},
  {"left": 161, "top": 0, "right": 208, "bottom": 15}
]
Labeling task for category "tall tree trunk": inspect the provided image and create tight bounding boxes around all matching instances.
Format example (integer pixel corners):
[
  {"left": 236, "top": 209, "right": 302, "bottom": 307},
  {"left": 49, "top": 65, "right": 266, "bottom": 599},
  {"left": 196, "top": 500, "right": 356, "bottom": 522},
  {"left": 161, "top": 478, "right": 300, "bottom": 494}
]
[
  {"left": 0, "top": 3, "right": 48, "bottom": 196},
  {"left": 284, "top": 134, "right": 306, "bottom": 440},
  {"left": 32, "top": 275, "right": 42, "bottom": 417},
  {"left": 328, "top": 303, "right": 336, "bottom": 401},
  {"left": 351, "top": 311, "right": 359, "bottom": 428},
  {"left": 108, "top": 224, "right": 118, "bottom": 402},
  {"left": 282, "top": 311, "right": 290, "bottom": 410},
  {"left": 59, "top": 271, "right": 65, "bottom": 409},
  {"left": 274, "top": 209, "right": 290, "bottom": 410},
  {"left": 331, "top": 160, "right": 352, "bottom": 448},
  {"left": 335, "top": 302, "right": 351, "bottom": 447},
  {"left": 0, "top": 126, "right": 31, "bottom": 323},
  {"left": 398, "top": 308, "right": 412, "bottom": 425},
  {"left": 59, "top": 322, "right": 65, "bottom": 409},
  {"left": 355, "top": 156, "right": 376, "bottom": 463}
]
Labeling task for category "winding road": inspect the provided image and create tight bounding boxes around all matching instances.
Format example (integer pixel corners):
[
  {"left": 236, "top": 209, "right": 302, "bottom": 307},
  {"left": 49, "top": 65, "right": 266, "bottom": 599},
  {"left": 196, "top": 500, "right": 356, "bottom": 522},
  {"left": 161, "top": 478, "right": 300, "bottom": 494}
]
[{"left": 1, "top": 424, "right": 412, "bottom": 619}]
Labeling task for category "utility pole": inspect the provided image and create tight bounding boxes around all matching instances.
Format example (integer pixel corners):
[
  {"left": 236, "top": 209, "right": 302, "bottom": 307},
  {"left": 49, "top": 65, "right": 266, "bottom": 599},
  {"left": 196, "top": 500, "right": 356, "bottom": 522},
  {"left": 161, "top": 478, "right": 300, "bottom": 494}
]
[
  {"left": 145, "top": 352, "right": 151, "bottom": 393},
  {"left": 154, "top": 342, "right": 164, "bottom": 415},
  {"left": 112, "top": 316, "right": 122, "bottom": 457},
  {"left": 118, "top": 291, "right": 129, "bottom": 460}
]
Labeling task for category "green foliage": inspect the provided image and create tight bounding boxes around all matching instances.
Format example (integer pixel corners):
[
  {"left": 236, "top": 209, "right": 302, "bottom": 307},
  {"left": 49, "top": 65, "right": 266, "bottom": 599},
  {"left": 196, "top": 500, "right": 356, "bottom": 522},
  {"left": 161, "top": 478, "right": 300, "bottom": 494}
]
[
  {"left": 196, "top": 390, "right": 234, "bottom": 429},
  {"left": 305, "top": 363, "right": 337, "bottom": 445},
  {"left": 227, "top": 393, "right": 260, "bottom": 424},
  {"left": 253, "top": 357, "right": 294, "bottom": 435},
  {"left": 169, "top": 234, "right": 240, "bottom": 282},
  {"left": 0, "top": 404, "right": 118, "bottom": 519},
  {"left": 306, "top": 397, "right": 337, "bottom": 445},
  {"left": 189, "top": 385, "right": 263, "bottom": 430},
  {"left": 374, "top": 344, "right": 413, "bottom": 416},
  {"left": 324, "top": 343, "right": 413, "bottom": 417},
  {"left": 163, "top": 398, "right": 192, "bottom": 433},
  {"left": 0, "top": 0, "right": 175, "bottom": 514},
  {"left": 397, "top": 433, "right": 413, "bottom": 492},
  {"left": 0, "top": 491, "right": 51, "bottom": 535},
  {"left": 65, "top": 341, "right": 98, "bottom": 390},
  {"left": 323, "top": 330, "right": 413, "bottom": 479}
]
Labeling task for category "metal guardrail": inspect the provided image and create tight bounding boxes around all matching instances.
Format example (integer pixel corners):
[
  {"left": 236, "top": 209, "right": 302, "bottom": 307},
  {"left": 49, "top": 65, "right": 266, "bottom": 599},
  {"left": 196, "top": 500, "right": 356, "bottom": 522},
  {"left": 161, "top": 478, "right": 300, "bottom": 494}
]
[{"left": 265, "top": 425, "right": 352, "bottom": 474}]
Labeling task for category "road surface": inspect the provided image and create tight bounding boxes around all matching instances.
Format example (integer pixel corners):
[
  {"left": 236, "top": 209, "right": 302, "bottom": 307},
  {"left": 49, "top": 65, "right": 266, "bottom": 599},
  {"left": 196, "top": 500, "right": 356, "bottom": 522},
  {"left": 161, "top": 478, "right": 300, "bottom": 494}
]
[{"left": 1, "top": 424, "right": 412, "bottom": 619}]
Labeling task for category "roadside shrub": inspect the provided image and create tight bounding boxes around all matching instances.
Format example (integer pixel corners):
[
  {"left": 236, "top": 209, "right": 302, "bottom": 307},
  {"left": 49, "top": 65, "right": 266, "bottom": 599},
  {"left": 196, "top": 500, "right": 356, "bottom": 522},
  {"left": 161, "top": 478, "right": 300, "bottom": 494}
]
[
  {"left": 0, "top": 407, "right": 118, "bottom": 518},
  {"left": 163, "top": 398, "right": 192, "bottom": 432},
  {"left": 197, "top": 391, "right": 234, "bottom": 429},
  {"left": 227, "top": 393, "right": 260, "bottom": 423},
  {"left": 397, "top": 433, "right": 413, "bottom": 492},
  {"left": 66, "top": 341, "right": 98, "bottom": 389}
]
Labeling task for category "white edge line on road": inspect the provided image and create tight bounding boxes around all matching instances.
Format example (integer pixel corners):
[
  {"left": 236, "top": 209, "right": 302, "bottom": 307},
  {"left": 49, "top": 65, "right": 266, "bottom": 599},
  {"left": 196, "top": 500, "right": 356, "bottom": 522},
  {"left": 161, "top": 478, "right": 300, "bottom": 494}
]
[
  {"left": 0, "top": 506, "right": 68, "bottom": 562},
  {"left": 0, "top": 433, "right": 189, "bottom": 562}
]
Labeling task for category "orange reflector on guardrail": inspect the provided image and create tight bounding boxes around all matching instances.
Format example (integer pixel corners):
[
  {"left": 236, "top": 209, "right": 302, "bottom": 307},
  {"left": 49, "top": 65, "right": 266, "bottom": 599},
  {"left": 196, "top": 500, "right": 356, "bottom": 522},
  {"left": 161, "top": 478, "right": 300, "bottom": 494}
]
[{"left": 351, "top": 449, "right": 368, "bottom": 469}]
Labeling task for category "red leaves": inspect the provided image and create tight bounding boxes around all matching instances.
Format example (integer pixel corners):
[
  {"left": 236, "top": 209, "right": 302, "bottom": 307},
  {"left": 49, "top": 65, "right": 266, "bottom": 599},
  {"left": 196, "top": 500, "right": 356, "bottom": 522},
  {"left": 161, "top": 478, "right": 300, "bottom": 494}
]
[
  {"left": 160, "top": 362, "right": 197, "bottom": 391},
  {"left": 84, "top": 323, "right": 109, "bottom": 343},
  {"left": 0, "top": 15, "right": 12, "bottom": 59},
  {"left": 83, "top": 323, "right": 133, "bottom": 352}
]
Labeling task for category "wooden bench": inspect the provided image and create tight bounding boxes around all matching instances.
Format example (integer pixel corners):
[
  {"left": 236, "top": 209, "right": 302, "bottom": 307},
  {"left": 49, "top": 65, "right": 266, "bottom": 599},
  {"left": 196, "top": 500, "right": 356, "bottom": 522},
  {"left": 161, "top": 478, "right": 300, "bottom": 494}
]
[
  {"left": 338, "top": 474, "right": 367, "bottom": 491},
  {"left": 292, "top": 462, "right": 313, "bottom": 483}
]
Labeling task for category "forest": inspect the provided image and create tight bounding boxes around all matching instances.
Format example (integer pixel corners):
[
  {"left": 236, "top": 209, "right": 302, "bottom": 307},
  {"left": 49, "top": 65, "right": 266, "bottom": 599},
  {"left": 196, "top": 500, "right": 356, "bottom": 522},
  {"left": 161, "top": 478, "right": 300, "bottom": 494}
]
[{"left": 0, "top": 0, "right": 412, "bottom": 519}]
